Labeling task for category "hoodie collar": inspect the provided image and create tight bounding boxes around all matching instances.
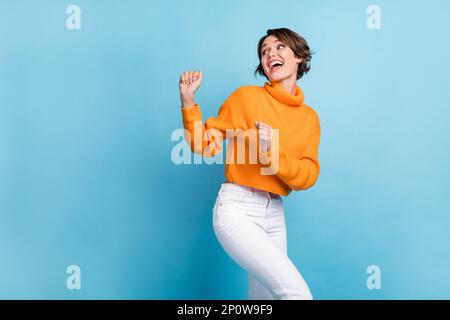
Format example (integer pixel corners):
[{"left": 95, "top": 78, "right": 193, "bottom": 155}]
[{"left": 264, "top": 81, "right": 304, "bottom": 106}]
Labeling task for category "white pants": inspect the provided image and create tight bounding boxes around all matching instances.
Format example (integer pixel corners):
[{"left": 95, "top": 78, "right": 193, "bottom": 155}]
[{"left": 212, "top": 182, "right": 313, "bottom": 300}]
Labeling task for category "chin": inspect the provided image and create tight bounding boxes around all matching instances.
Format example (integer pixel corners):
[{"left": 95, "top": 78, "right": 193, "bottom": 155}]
[{"left": 268, "top": 73, "right": 286, "bottom": 83}]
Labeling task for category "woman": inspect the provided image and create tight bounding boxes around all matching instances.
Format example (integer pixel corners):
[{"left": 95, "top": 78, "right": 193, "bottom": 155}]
[{"left": 179, "top": 28, "right": 320, "bottom": 300}]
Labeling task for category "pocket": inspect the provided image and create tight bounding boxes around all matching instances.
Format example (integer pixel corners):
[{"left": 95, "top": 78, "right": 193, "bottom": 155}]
[
  {"left": 219, "top": 190, "right": 252, "bottom": 206},
  {"left": 215, "top": 190, "right": 252, "bottom": 219}
]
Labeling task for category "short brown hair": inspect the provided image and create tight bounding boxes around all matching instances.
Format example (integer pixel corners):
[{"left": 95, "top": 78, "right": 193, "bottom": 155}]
[{"left": 255, "top": 28, "right": 312, "bottom": 80}]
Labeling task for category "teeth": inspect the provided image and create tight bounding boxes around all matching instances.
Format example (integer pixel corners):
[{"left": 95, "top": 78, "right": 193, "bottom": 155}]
[
  {"left": 271, "top": 61, "right": 282, "bottom": 67},
  {"left": 269, "top": 60, "right": 283, "bottom": 69}
]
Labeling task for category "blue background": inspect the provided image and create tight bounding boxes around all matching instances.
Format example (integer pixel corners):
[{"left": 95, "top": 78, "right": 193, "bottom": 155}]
[{"left": 1, "top": 0, "right": 449, "bottom": 299}]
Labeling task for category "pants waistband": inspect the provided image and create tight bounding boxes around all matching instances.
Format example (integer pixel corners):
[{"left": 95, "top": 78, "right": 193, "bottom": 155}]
[{"left": 223, "top": 181, "right": 281, "bottom": 199}]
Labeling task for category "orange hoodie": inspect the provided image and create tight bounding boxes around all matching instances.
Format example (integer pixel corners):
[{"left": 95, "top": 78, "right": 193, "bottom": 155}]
[{"left": 180, "top": 81, "right": 320, "bottom": 196}]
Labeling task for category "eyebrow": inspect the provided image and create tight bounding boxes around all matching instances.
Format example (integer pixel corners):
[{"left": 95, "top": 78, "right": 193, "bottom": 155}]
[{"left": 261, "top": 39, "right": 282, "bottom": 50}]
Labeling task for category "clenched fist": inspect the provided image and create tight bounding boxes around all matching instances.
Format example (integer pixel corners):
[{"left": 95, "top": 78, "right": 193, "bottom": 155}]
[
  {"left": 179, "top": 70, "right": 203, "bottom": 108},
  {"left": 255, "top": 121, "right": 273, "bottom": 152}
]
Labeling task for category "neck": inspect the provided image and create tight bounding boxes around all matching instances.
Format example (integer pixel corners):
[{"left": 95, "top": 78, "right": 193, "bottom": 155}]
[{"left": 273, "top": 76, "right": 297, "bottom": 95}]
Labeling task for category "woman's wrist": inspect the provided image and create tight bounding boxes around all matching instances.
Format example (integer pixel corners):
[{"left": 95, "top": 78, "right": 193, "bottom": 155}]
[{"left": 181, "top": 98, "right": 196, "bottom": 109}]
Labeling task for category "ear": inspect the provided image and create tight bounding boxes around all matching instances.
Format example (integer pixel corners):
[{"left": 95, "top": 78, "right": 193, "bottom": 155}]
[{"left": 297, "top": 58, "right": 303, "bottom": 64}]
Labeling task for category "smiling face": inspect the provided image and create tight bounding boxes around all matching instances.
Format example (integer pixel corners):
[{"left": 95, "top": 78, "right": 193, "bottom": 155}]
[{"left": 260, "top": 35, "right": 302, "bottom": 83}]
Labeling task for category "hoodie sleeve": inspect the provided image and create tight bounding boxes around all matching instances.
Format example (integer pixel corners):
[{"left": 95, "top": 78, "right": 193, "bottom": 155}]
[
  {"left": 264, "top": 110, "right": 321, "bottom": 190},
  {"left": 180, "top": 97, "right": 234, "bottom": 157}
]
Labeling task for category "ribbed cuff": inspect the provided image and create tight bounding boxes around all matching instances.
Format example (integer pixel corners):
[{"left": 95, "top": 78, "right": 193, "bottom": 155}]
[{"left": 181, "top": 104, "right": 202, "bottom": 122}]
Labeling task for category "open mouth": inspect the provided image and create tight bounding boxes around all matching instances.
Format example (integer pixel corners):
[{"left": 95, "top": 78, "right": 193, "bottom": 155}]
[{"left": 268, "top": 60, "right": 284, "bottom": 73}]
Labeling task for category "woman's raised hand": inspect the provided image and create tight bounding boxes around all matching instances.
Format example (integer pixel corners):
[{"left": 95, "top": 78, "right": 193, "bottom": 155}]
[{"left": 179, "top": 70, "right": 203, "bottom": 108}]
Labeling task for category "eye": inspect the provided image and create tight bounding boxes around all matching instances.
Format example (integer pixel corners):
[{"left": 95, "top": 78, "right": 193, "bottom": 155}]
[{"left": 278, "top": 44, "right": 285, "bottom": 49}]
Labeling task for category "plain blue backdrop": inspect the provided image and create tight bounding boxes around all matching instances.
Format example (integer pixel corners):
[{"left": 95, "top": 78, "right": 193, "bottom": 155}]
[{"left": 1, "top": 0, "right": 449, "bottom": 299}]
